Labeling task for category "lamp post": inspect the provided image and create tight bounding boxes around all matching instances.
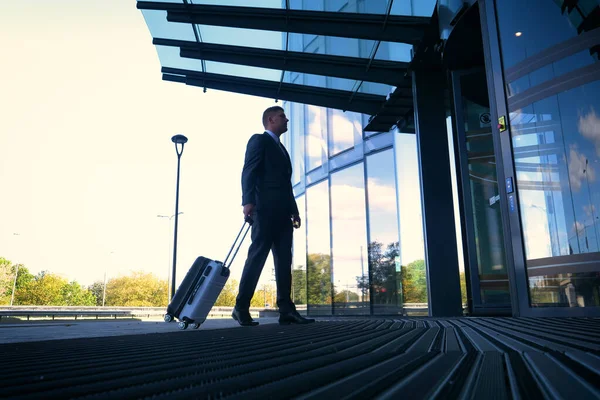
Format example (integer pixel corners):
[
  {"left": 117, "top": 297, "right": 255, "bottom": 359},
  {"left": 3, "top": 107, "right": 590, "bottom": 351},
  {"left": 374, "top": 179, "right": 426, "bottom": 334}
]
[
  {"left": 170, "top": 134, "right": 188, "bottom": 300},
  {"left": 10, "top": 264, "right": 19, "bottom": 306},
  {"left": 157, "top": 212, "right": 183, "bottom": 303},
  {"left": 10, "top": 233, "right": 21, "bottom": 306},
  {"left": 102, "top": 251, "right": 115, "bottom": 307}
]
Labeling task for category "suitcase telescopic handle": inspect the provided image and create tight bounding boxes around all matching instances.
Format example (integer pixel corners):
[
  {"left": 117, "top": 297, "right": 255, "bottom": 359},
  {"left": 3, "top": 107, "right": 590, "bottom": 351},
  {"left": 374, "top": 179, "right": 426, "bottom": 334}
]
[{"left": 223, "top": 216, "right": 253, "bottom": 269}]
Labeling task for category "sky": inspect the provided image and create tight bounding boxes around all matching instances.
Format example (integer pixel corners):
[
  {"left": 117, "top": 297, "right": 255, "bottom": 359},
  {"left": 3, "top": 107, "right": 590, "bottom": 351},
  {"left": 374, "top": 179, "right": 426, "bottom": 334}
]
[{"left": 0, "top": 0, "right": 280, "bottom": 288}]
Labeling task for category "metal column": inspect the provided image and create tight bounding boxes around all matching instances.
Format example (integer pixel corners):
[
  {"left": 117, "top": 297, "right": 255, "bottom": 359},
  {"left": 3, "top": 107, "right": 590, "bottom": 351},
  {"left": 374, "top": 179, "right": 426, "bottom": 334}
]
[{"left": 412, "top": 68, "right": 463, "bottom": 317}]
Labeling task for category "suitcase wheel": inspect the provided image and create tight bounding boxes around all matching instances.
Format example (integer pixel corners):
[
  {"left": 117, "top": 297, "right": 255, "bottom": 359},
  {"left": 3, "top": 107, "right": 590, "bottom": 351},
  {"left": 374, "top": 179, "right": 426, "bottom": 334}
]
[
  {"left": 178, "top": 321, "right": 188, "bottom": 330},
  {"left": 164, "top": 314, "right": 174, "bottom": 323},
  {"left": 190, "top": 323, "right": 200, "bottom": 329}
]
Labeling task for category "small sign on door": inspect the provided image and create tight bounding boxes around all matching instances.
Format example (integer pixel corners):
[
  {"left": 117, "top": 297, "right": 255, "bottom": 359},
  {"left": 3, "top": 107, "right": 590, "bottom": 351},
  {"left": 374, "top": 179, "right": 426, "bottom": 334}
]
[{"left": 479, "top": 112, "right": 491, "bottom": 128}]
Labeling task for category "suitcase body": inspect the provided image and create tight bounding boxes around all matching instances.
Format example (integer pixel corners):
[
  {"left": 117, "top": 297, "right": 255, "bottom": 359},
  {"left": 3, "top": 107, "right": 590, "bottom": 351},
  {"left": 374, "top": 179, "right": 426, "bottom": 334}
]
[{"left": 165, "top": 220, "right": 250, "bottom": 330}]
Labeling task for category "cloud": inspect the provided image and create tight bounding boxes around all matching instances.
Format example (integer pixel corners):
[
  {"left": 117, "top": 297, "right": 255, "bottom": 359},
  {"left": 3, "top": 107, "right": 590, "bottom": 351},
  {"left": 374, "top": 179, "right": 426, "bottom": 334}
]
[
  {"left": 573, "top": 220, "right": 585, "bottom": 234},
  {"left": 568, "top": 145, "right": 595, "bottom": 192},
  {"left": 584, "top": 204, "right": 597, "bottom": 218},
  {"left": 578, "top": 107, "right": 600, "bottom": 156}
]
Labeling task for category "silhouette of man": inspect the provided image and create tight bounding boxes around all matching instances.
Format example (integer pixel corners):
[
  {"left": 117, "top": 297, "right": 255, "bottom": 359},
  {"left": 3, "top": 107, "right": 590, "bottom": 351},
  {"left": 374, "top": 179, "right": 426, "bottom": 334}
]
[{"left": 232, "top": 106, "right": 315, "bottom": 326}]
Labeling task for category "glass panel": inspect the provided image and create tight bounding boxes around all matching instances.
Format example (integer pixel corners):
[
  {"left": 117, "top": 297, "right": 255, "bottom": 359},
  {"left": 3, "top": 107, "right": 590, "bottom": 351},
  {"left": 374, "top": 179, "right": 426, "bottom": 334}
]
[
  {"left": 511, "top": 81, "right": 600, "bottom": 259},
  {"left": 459, "top": 70, "right": 510, "bottom": 305},
  {"left": 302, "top": 0, "right": 324, "bottom": 11},
  {"left": 326, "top": 0, "right": 349, "bottom": 12},
  {"left": 306, "top": 104, "right": 327, "bottom": 171},
  {"left": 394, "top": 133, "right": 428, "bottom": 311},
  {"left": 507, "top": 50, "right": 598, "bottom": 97},
  {"left": 306, "top": 180, "right": 332, "bottom": 315},
  {"left": 409, "top": 0, "right": 437, "bottom": 17},
  {"left": 331, "top": 163, "right": 369, "bottom": 315},
  {"left": 496, "top": 0, "right": 586, "bottom": 69},
  {"left": 195, "top": 25, "right": 283, "bottom": 49},
  {"left": 142, "top": 10, "right": 196, "bottom": 41},
  {"left": 291, "top": 102, "right": 305, "bottom": 185},
  {"left": 530, "top": 272, "right": 600, "bottom": 307},
  {"left": 329, "top": 109, "right": 361, "bottom": 155},
  {"left": 204, "top": 61, "right": 281, "bottom": 81},
  {"left": 326, "top": 36, "right": 359, "bottom": 58},
  {"left": 446, "top": 116, "right": 469, "bottom": 308},
  {"left": 156, "top": 45, "right": 203, "bottom": 71},
  {"left": 190, "top": 0, "right": 282, "bottom": 7},
  {"left": 377, "top": 41, "right": 413, "bottom": 62},
  {"left": 292, "top": 195, "right": 307, "bottom": 305},
  {"left": 509, "top": 78, "right": 600, "bottom": 308},
  {"left": 367, "top": 150, "right": 402, "bottom": 315}
]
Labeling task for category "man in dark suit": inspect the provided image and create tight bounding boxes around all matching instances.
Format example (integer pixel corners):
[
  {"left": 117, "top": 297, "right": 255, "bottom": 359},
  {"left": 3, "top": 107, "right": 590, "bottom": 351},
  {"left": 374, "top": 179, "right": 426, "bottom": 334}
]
[{"left": 232, "top": 106, "right": 315, "bottom": 327}]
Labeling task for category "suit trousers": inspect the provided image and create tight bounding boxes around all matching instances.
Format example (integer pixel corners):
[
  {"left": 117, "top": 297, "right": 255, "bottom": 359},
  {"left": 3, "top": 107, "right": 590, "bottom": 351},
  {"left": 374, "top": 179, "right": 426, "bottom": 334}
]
[{"left": 236, "top": 211, "right": 296, "bottom": 314}]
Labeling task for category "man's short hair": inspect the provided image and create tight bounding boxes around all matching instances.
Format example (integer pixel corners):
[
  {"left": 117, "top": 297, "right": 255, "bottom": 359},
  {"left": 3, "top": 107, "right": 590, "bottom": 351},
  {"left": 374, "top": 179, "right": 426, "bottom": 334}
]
[{"left": 262, "top": 106, "right": 285, "bottom": 128}]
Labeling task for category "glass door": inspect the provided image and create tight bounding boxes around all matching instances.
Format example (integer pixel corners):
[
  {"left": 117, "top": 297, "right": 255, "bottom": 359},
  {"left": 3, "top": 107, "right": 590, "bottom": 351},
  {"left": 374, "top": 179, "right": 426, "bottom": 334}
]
[{"left": 452, "top": 68, "right": 511, "bottom": 314}]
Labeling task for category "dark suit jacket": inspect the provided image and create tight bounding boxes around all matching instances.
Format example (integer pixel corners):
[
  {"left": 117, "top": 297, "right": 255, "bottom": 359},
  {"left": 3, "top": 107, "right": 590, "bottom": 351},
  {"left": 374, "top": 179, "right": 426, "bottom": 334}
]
[{"left": 241, "top": 132, "right": 299, "bottom": 217}]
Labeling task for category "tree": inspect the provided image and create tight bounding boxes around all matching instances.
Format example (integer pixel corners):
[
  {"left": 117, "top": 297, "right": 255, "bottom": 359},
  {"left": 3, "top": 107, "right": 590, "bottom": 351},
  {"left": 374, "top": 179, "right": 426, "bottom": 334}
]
[
  {"left": 306, "top": 253, "right": 332, "bottom": 306},
  {"left": 0, "top": 258, "right": 13, "bottom": 304},
  {"left": 214, "top": 279, "right": 238, "bottom": 307},
  {"left": 0, "top": 259, "right": 33, "bottom": 305},
  {"left": 459, "top": 272, "right": 467, "bottom": 306},
  {"left": 362, "top": 241, "right": 401, "bottom": 307},
  {"left": 16, "top": 271, "right": 66, "bottom": 305},
  {"left": 402, "top": 259, "right": 428, "bottom": 303},
  {"left": 250, "top": 283, "right": 276, "bottom": 308},
  {"left": 292, "top": 267, "right": 306, "bottom": 304},
  {"left": 334, "top": 290, "right": 359, "bottom": 304},
  {"left": 88, "top": 281, "right": 105, "bottom": 306},
  {"left": 61, "top": 281, "right": 95, "bottom": 306},
  {"left": 105, "top": 271, "right": 168, "bottom": 307}
]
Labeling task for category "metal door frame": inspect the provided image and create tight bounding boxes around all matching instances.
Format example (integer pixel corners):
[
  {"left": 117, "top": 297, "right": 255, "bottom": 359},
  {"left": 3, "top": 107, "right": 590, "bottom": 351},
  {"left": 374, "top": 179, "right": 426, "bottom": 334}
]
[{"left": 450, "top": 67, "right": 512, "bottom": 315}]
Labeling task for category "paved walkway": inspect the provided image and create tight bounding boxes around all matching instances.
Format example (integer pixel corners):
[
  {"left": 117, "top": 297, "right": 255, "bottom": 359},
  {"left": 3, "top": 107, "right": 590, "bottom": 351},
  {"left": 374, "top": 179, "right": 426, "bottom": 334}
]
[
  {"left": 0, "top": 317, "right": 280, "bottom": 344},
  {"left": 1, "top": 317, "right": 598, "bottom": 399}
]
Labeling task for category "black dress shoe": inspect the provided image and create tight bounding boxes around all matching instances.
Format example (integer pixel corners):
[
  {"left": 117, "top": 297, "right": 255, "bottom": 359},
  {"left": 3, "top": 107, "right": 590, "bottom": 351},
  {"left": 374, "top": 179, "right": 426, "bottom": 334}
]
[
  {"left": 232, "top": 307, "right": 259, "bottom": 326},
  {"left": 279, "top": 311, "right": 315, "bottom": 325}
]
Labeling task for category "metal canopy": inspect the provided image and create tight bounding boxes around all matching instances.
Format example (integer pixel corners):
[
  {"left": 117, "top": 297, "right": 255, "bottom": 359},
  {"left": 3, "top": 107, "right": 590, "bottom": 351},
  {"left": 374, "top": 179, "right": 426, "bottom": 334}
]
[
  {"left": 153, "top": 38, "right": 409, "bottom": 86},
  {"left": 137, "top": 2, "right": 430, "bottom": 44},
  {"left": 137, "top": 1, "right": 434, "bottom": 132},
  {"left": 162, "top": 67, "right": 387, "bottom": 115}
]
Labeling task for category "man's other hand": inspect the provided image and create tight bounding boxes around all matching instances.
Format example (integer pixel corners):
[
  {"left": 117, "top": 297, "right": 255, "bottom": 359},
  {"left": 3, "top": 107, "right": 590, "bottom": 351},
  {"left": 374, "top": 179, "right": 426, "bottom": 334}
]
[
  {"left": 243, "top": 203, "right": 255, "bottom": 219},
  {"left": 292, "top": 214, "right": 301, "bottom": 229}
]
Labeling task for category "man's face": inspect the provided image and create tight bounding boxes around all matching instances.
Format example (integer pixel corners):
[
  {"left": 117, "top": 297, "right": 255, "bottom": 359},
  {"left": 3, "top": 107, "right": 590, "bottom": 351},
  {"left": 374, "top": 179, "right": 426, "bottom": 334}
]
[{"left": 271, "top": 111, "right": 289, "bottom": 135}]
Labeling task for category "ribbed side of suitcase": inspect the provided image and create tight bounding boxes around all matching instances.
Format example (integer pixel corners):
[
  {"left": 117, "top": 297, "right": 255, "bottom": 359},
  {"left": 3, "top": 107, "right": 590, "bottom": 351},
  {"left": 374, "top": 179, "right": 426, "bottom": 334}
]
[
  {"left": 178, "top": 260, "right": 230, "bottom": 324},
  {"left": 167, "top": 256, "right": 211, "bottom": 318}
]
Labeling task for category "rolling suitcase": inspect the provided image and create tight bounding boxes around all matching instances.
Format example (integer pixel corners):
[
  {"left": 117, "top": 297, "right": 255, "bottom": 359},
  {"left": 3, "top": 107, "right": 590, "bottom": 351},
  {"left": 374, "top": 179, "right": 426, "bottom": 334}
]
[{"left": 164, "top": 218, "right": 251, "bottom": 330}]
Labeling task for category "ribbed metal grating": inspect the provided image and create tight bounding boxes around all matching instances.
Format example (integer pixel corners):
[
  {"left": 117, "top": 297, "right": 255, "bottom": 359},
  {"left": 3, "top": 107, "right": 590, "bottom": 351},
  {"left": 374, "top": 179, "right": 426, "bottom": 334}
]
[{"left": 0, "top": 317, "right": 599, "bottom": 399}]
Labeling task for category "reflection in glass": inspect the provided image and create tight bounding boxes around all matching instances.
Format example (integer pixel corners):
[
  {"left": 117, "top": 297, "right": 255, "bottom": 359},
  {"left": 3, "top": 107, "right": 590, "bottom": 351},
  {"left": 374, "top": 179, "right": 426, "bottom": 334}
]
[
  {"left": 366, "top": 150, "right": 402, "bottom": 314},
  {"left": 331, "top": 164, "right": 368, "bottom": 315},
  {"left": 507, "top": 50, "right": 597, "bottom": 96},
  {"left": 329, "top": 109, "right": 361, "bottom": 156},
  {"left": 511, "top": 81, "right": 600, "bottom": 259},
  {"left": 496, "top": 0, "right": 589, "bottom": 69},
  {"left": 394, "top": 133, "right": 428, "bottom": 309},
  {"left": 510, "top": 79, "right": 600, "bottom": 307},
  {"left": 292, "top": 195, "right": 307, "bottom": 305},
  {"left": 529, "top": 272, "right": 600, "bottom": 307},
  {"left": 306, "top": 180, "right": 332, "bottom": 315},
  {"left": 305, "top": 105, "right": 327, "bottom": 171},
  {"left": 291, "top": 102, "right": 305, "bottom": 185},
  {"left": 460, "top": 86, "right": 510, "bottom": 305}
]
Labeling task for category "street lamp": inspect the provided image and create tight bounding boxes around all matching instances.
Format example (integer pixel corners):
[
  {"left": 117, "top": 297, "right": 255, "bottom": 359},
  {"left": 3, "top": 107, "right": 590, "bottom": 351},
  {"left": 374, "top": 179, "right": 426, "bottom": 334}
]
[
  {"left": 102, "top": 251, "right": 115, "bottom": 307},
  {"left": 170, "top": 134, "right": 188, "bottom": 300},
  {"left": 157, "top": 212, "right": 183, "bottom": 302},
  {"left": 10, "top": 264, "right": 19, "bottom": 306},
  {"left": 10, "top": 232, "right": 21, "bottom": 306}
]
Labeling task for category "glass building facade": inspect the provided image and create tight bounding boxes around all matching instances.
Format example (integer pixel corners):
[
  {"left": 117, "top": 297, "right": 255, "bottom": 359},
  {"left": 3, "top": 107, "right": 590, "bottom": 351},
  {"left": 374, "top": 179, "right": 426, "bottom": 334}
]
[
  {"left": 139, "top": 0, "right": 600, "bottom": 317},
  {"left": 282, "top": 0, "right": 433, "bottom": 315}
]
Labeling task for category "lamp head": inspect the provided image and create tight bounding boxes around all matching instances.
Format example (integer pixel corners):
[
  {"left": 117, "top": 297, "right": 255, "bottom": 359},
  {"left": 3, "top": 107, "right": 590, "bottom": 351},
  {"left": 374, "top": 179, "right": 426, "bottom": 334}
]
[{"left": 171, "top": 134, "right": 188, "bottom": 144}]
